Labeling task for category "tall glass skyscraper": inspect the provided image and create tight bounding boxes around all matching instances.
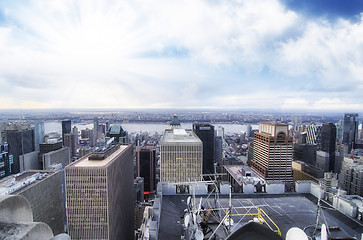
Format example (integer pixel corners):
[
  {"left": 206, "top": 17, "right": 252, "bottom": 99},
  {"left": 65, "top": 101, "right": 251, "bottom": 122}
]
[{"left": 343, "top": 113, "right": 358, "bottom": 152}]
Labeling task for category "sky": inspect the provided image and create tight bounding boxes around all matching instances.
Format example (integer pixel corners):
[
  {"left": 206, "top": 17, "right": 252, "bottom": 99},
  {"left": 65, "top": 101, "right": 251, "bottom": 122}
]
[{"left": 0, "top": 0, "right": 363, "bottom": 112}]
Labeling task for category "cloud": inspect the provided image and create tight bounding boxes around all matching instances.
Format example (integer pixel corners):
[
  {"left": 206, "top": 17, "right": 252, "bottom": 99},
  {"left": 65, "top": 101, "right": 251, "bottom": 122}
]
[
  {"left": 0, "top": 0, "right": 362, "bottom": 111},
  {"left": 273, "top": 16, "right": 363, "bottom": 91}
]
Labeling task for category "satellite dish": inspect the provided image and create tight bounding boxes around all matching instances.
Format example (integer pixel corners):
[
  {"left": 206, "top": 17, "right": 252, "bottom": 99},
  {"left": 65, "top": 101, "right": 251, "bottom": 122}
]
[
  {"left": 184, "top": 214, "right": 190, "bottom": 228},
  {"left": 321, "top": 224, "right": 328, "bottom": 240},
  {"left": 194, "top": 229, "right": 204, "bottom": 240},
  {"left": 286, "top": 227, "right": 308, "bottom": 240}
]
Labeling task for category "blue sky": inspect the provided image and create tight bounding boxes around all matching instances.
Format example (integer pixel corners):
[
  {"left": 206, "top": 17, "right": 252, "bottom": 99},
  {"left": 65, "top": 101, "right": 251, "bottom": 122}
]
[{"left": 0, "top": 0, "right": 362, "bottom": 111}]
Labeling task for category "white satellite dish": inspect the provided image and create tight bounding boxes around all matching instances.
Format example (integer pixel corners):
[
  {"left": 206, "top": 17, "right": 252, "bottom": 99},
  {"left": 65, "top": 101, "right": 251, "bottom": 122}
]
[
  {"left": 184, "top": 214, "right": 190, "bottom": 228},
  {"left": 286, "top": 227, "right": 308, "bottom": 240},
  {"left": 194, "top": 229, "right": 204, "bottom": 240},
  {"left": 321, "top": 224, "right": 328, "bottom": 240}
]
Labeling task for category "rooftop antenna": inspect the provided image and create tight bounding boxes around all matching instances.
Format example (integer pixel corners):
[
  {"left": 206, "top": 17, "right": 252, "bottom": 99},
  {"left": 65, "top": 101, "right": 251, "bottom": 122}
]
[{"left": 313, "top": 183, "right": 331, "bottom": 239}]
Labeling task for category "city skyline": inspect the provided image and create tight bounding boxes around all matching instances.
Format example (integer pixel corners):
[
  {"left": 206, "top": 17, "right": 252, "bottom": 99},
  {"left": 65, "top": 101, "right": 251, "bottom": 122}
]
[{"left": 0, "top": 0, "right": 363, "bottom": 111}]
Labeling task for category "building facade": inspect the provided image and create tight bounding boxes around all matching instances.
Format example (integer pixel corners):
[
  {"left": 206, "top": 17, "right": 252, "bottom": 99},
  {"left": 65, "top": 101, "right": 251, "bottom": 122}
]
[
  {"left": 5, "top": 129, "right": 35, "bottom": 174},
  {"left": 193, "top": 123, "right": 215, "bottom": 175},
  {"left": 65, "top": 144, "right": 134, "bottom": 240},
  {"left": 136, "top": 146, "right": 156, "bottom": 192},
  {"left": 64, "top": 133, "right": 77, "bottom": 158},
  {"left": 321, "top": 122, "right": 336, "bottom": 172},
  {"left": 339, "top": 157, "right": 363, "bottom": 197},
  {"left": 160, "top": 129, "right": 202, "bottom": 182},
  {"left": 251, "top": 122, "right": 293, "bottom": 184},
  {"left": 0, "top": 143, "right": 12, "bottom": 179},
  {"left": 0, "top": 170, "right": 65, "bottom": 235},
  {"left": 306, "top": 124, "right": 322, "bottom": 150}
]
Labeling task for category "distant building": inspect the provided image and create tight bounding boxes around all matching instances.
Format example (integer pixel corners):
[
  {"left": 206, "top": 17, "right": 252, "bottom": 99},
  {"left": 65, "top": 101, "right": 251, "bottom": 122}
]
[
  {"left": 33, "top": 122, "right": 45, "bottom": 152},
  {"left": 94, "top": 117, "right": 99, "bottom": 138},
  {"left": 321, "top": 122, "right": 336, "bottom": 172},
  {"left": 4, "top": 128, "right": 35, "bottom": 174},
  {"left": 136, "top": 146, "right": 156, "bottom": 192},
  {"left": 41, "top": 147, "right": 70, "bottom": 170},
  {"left": 0, "top": 170, "right": 65, "bottom": 235},
  {"left": 343, "top": 113, "right": 358, "bottom": 153},
  {"left": 169, "top": 114, "right": 181, "bottom": 128},
  {"left": 160, "top": 128, "right": 202, "bottom": 182},
  {"left": 214, "top": 136, "right": 223, "bottom": 167},
  {"left": 81, "top": 128, "right": 95, "bottom": 147},
  {"left": 72, "top": 126, "right": 79, "bottom": 147},
  {"left": 61, "top": 120, "right": 71, "bottom": 146},
  {"left": 0, "top": 143, "right": 13, "bottom": 179},
  {"left": 65, "top": 144, "right": 134, "bottom": 240},
  {"left": 251, "top": 122, "right": 293, "bottom": 185},
  {"left": 107, "top": 125, "right": 128, "bottom": 143},
  {"left": 193, "top": 123, "right": 215, "bottom": 175},
  {"left": 19, "top": 151, "right": 40, "bottom": 171},
  {"left": 64, "top": 133, "right": 77, "bottom": 158},
  {"left": 40, "top": 141, "right": 63, "bottom": 154},
  {"left": 336, "top": 120, "right": 343, "bottom": 142},
  {"left": 316, "top": 151, "right": 330, "bottom": 172},
  {"left": 246, "top": 125, "right": 252, "bottom": 138}
]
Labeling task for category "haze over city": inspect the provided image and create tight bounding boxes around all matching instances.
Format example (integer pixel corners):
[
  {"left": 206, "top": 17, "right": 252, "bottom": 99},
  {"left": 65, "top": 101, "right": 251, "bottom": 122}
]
[{"left": 0, "top": 0, "right": 363, "bottom": 111}]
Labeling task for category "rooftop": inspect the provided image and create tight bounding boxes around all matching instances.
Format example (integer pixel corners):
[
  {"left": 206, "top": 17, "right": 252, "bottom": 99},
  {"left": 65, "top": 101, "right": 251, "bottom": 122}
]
[
  {"left": 109, "top": 125, "right": 125, "bottom": 134},
  {"left": 71, "top": 145, "right": 128, "bottom": 168},
  {"left": 224, "top": 165, "right": 265, "bottom": 186},
  {"left": 158, "top": 194, "right": 362, "bottom": 240},
  {"left": 161, "top": 129, "right": 201, "bottom": 143},
  {"left": 0, "top": 170, "right": 58, "bottom": 195}
]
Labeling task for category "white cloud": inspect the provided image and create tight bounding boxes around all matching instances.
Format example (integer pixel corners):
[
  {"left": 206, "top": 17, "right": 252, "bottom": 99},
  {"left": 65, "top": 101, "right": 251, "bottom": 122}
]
[
  {"left": 273, "top": 16, "right": 363, "bottom": 90},
  {"left": 0, "top": 0, "right": 362, "bottom": 111}
]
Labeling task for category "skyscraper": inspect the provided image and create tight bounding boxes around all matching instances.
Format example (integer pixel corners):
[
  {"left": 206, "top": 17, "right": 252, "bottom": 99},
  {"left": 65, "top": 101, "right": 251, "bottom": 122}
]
[
  {"left": 65, "top": 144, "right": 134, "bottom": 240},
  {"left": 343, "top": 113, "right": 358, "bottom": 152},
  {"left": 136, "top": 146, "right": 156, "bottom": 192},
  {"left": 251, "top": 122, "right": 293, "bottom": 184},
  {"left": 160, "top": 128, "right": 202, "bottom": 182},
  {"left": 321, "top": 123, "right": 336, "bottom": 172},
  {"left": 193, "top": 123, "right": 215, "bottom": 175},
  {"left": 61, "top": 120, "right": 71, "bottom": 146}
]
